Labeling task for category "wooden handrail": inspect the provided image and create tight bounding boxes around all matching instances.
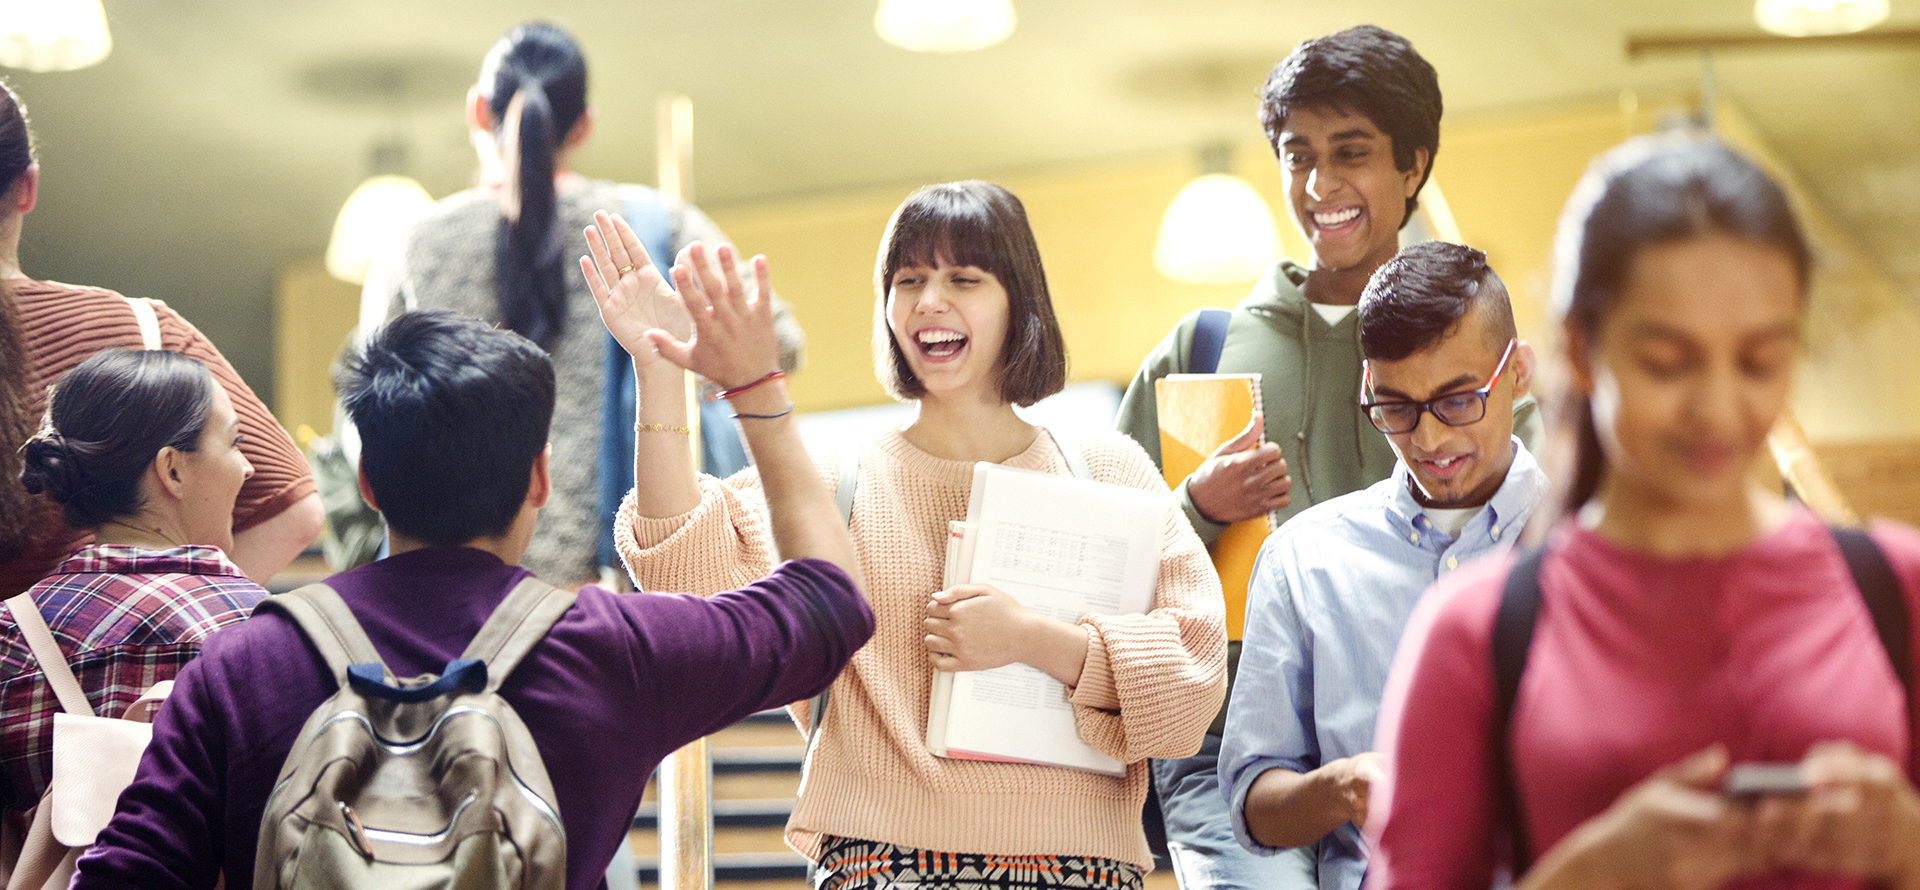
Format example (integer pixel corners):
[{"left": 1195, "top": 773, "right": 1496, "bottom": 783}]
[
  {"left": 1768, "top": 410, "right": 1859, "bottom": 525},
  {"left": 656, "top": 91, "right": 716, "bottom": 890}
]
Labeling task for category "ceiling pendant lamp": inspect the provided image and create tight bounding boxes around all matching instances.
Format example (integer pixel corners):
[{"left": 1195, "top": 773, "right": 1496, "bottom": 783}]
[
  {"left": 1154, "top": 146, "right": 1280, "bottom": 286},
  {"left": 325, "top": 144, "right": 435, "bottom": 284},
  {"left": 875, "top": 0, "right": 1016, "bottom": 52},
  {"left": 0, "top": 0, "right": 112, "bottom": 72},
  {"left": 1754, "top": 0, "right": 1889, "bottom": 36}
]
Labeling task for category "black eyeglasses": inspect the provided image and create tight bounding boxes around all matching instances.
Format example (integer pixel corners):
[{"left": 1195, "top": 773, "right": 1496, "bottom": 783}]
[{"left": 1360, "top": 339, "right": 1515, "bottom": 435}]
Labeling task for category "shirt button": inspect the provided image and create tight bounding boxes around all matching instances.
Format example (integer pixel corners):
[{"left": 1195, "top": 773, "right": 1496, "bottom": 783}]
[
  {"left": 1409, "top": 531, "right": 1419, "bottom": 544},
  {"left": 1446, "top": 556, "right": 1459, "bottom": 570},
  {"left": 1491, "top": 524, "right": 1501, "bottom": 538}
]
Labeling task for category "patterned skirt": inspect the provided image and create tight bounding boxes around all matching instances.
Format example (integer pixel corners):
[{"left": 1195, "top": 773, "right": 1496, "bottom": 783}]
[{"left": 811, "top": 836, "right": 1144, "bottom": 890}]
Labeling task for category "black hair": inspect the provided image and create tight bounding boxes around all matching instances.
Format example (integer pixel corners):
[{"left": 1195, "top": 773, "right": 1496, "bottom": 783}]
[
  {"left": 873, "top": 181, "right": 1067, "bottom": 407},
  {"left": 1259, "top": 24, "right": 1441, "bottom": 226},
  {"left": 1359, "top": 241, "right": 1515, "bottom": 362},
  {"left": 1542, "top": 134, "right": 1811, "bottom": 523},
  {"left": 0, "top": 85, "right": 36, "bottom": 555},
  {"left": 0, "top": 79, "right": 31, "bottom": 196},
  {"left": 338, "top": 310, "right": 555, "bottom": 546},
  {"left": 19, "top": 350, "right": 216, "bottom": 530},
  {"left": 480, "top": 22, "right": 588, "bottom": 350}
]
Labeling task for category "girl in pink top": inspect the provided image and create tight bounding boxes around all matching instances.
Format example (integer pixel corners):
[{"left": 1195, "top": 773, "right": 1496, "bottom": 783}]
[
  {"left": 583, "top": 182, "right": 1225, "bottom": 889},
  {"left": 1366, "top": 135, "right": 1920, "bottom": 890}
]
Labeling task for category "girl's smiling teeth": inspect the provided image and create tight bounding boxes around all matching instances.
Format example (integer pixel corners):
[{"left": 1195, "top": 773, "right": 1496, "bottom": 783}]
[
  {"left": 916, "top": 328, "right": 968, "bottom": 359},
  {"left": 1313, "top": 206, "right": 1362, "bottom": 231}
]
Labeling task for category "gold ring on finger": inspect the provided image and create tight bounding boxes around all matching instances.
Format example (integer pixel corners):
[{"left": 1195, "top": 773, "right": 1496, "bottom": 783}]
[{"left": 617, "top": 264, "right": 637, "bottom": 275}]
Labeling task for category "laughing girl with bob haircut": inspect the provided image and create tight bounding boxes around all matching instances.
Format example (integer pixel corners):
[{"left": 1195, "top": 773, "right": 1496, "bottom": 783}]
[{"left": 589, "top": 179, "right": 1225, "bottom": 890}]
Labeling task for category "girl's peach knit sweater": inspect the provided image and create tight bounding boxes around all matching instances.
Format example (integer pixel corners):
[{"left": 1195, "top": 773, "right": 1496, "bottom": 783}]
[{"left": 616, "top": 426, "right": 1226, "bottom": 869}]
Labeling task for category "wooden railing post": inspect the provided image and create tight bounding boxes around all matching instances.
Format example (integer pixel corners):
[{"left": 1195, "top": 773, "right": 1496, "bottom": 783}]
[
  {"left": 658, "top": 738, "right": 715, "bottom": 890},
  {"left": 654, "top": 88, "right": 715, "bottom": 890}
]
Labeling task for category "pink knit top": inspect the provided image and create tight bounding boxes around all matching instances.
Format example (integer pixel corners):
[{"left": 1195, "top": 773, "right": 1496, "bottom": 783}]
[{"left": 616, "top": 426, "right": 1226, "bottom": 868}]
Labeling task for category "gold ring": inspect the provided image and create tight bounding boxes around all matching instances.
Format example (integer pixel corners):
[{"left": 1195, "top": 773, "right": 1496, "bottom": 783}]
[{"left": 617, "top": 264, "right": 637, "bottom": 275}]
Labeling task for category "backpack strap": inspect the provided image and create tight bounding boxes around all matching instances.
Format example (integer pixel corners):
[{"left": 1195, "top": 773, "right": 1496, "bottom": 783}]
[
  {"left": 1832, "top": 526, "right": 1914, "bottom": 711},
  {"left": 261, "top": 583, "right": 387, "bottom": 685},
  {"left": 124, "top": 296, "right": 162, "bottom": 351},
  {"left": 6, "top": 594, "right": 93, "bottom": 716},
  {"left": 1490, "top": 530, "right": 1916, "bottom": 875},
  {"left": 1491, "top": 546, "right": 1547, "bottom": 874},
  {"left": 458, "top": 577, "right": 577, "bottom": 692},
  {"left": 1041, "top": 426, "right": 1092, "bottom": 481},
  {"left": 834, "top": 444, "right": 859, "bottom": 527},
  {"left": 1188, "top": 308, "right": 1231, "bottom": 375},
  {"left": 811, "top": 445, "right": 863, "bottom": 750}
]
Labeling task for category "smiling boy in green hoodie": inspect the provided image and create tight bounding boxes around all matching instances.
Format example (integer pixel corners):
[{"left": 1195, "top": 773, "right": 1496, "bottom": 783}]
[{"left": 1114, "top": 24, "right": 1539, "bottom": 890}]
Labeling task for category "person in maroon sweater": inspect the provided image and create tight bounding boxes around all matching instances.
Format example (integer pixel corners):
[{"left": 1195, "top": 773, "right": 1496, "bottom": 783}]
[
  {"left": 72, "top": 302, "right": 872, "bottom": 889},
  {"left": 1365, "top": 137, "right": 1920, "bottom": 889}
]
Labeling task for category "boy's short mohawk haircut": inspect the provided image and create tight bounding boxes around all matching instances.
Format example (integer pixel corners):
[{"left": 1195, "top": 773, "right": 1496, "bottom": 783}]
[{"left": 1259, "top": 24, "right": 1442, "bottom": 224}]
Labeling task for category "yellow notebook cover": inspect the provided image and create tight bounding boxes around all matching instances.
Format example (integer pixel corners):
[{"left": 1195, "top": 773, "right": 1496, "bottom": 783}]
[{"left": 1155, "top": 373, "right": 1269, "bottom": 640}]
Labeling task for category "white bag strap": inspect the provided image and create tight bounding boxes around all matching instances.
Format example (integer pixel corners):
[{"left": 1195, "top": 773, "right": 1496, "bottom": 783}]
[
  {"left": 5, "top": 595, "right": 93, "bottom": 717},
  {"left": 1041, "top": 425, "right": 1091, "bottom": 480},
  {"left": 123, "top": 297, "right": 161, "bottom": 350}
]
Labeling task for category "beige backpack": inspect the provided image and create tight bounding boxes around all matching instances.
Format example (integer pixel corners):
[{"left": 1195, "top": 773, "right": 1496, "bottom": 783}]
[{"left": 252, "top": 578, "right": 574, "bottom": 890}]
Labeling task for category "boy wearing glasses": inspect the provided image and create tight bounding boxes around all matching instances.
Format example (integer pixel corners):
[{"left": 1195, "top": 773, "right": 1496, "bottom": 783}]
[{"left": 1218, "top": 242, "right": 1546, "bottom": 890}]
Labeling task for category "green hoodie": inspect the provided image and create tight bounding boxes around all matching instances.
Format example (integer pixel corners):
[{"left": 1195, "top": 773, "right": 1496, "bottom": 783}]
[{"left": 1116, "top": 258, "right": 1541, "bottom": 732}]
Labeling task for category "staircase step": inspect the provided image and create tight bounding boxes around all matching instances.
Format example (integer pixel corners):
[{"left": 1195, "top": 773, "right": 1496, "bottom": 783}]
[
  {"left": 634, "top": 798, "right": 794, "bottom": 830},
  {"left": 713, "top": 746, "right": 805, "bottom": 774},
  {"left": 636, "top": 851, "right": 810, "bottom": 882}
]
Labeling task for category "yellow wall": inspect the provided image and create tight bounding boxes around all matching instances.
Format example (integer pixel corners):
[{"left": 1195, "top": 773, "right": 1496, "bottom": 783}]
[
  {"left": 707, "top": 147, "right": 1308, "bottom": 413},
  {"left": 274, "top": 97, "right": 1920, "bottom": 446},
  {"left": 274, "top": 260, "right": 361, "bottom": 440},
  {"left": 708, "top": 96, "right": 1920, "bottom": 444}
]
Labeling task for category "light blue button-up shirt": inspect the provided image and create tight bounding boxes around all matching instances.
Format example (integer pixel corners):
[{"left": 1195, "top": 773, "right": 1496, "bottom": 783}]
[{"left": 1218, "top": 438, "right": 1545, "bottom": 890}]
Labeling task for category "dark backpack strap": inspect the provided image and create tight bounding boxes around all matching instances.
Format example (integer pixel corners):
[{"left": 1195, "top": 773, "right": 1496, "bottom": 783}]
[
  {"left": 1492, "top": 547, "right": 1547, "bottom": 875},
  {"left": 261, "top": 583, "right": 388, "bottom": 685},
  {"left": 459, "top": 577, "right": 578, "bottom": 692},
  {"left": 1833, "top": 526, "right": 1914, "bottom": 712},
  {"left": 1188, "top": 308, "right": 1231, "bottom": 375}
]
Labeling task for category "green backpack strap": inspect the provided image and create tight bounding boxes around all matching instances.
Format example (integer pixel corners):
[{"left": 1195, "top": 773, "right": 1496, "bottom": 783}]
[
  {"left": 459, "top": 577, "right": 578, "bottom": 693},
  {"left": 263, "top": 583, "right": 388, "bottom": 685}
]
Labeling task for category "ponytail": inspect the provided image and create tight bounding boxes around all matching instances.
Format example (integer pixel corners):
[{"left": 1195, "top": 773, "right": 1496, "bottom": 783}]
[
  {"left": 478, "top": 22, "right": 588, "bottom": 351},
  {"left": 497, "top": 84, "right": 566, "bottom": 349}
]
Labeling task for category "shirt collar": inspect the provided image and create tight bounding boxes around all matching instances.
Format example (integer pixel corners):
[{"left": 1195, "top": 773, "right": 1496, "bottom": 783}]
[
  {"left": 1387, "top": 436, "right": 1547, "bottom": 542},
  {"left": 52, "top": 543, "right": 245, "bottom": 579}
]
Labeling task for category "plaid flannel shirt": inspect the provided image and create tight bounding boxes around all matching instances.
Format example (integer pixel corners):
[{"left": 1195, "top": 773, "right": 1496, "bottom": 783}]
[{"left": 0, "top": 545, "right": 264, "bottom": 809}]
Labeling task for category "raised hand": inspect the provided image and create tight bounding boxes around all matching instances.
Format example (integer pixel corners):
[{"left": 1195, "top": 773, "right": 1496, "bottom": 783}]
[
  {"left": 581, "top": 210, "right": 691, "bottom": 367},
  {"left": 658, "top": 241, "right": 782, "bottom": 393}
]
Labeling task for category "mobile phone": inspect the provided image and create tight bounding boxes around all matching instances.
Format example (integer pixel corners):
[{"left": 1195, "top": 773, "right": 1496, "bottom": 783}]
[{"left": 1723, "top": 762, "right": 1807, "bottom": 798}]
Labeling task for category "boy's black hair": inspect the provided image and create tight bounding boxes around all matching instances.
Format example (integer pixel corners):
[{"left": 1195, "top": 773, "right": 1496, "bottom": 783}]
[
  {"left": 1359, "top": 241, "right": 1515, "bottom": 362},
  {"left": 338, "top": 310, "right": 556, "bottom": 546},
  {"left": 1259, "top": 24, "right": 1442, "bottom": 225}
]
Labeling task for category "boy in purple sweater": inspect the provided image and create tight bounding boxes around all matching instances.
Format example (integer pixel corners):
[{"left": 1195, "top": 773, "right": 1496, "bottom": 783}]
[{"left": 74, "top": 294, "right": 872, "bottom": 888}]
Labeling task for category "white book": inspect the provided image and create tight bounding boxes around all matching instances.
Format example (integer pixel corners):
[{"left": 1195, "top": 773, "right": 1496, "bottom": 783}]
[{"left": 925, "top": 462, "right": 1166, "bottom": 775}]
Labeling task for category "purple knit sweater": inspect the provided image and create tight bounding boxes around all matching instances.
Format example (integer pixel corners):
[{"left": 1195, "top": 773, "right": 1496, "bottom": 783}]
[{"left": 72, "top": 546, "right": 872, "bottom": 890}]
